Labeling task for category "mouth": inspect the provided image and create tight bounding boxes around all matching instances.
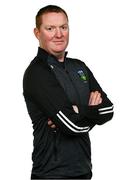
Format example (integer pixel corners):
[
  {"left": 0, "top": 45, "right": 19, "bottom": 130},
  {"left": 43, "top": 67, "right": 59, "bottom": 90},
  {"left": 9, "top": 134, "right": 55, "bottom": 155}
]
[
  {"left": 53, "top": 41, "right": 65, "bottom": 46},
  {"left": 53, "top": 41, "right": 64, "bottom": 43}
]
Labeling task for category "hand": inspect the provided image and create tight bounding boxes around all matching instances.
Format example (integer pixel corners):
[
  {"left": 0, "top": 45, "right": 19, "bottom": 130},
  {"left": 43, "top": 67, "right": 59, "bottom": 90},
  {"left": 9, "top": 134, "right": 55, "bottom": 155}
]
[
  {"left": 72, "top": 105, "right": 79, "bottom": 113},
  {"left": 88, "top": 91, "right": 102, "bottom": 106},
  {"left": 48, "top": 118, "right": 56, "bottom": 129}
]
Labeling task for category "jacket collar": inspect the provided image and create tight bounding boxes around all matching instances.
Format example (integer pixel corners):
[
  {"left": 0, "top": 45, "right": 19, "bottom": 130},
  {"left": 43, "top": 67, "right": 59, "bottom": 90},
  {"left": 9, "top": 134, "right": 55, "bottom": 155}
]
[{"left": 36, "top": 47, "right": 68, "bottom": 67}]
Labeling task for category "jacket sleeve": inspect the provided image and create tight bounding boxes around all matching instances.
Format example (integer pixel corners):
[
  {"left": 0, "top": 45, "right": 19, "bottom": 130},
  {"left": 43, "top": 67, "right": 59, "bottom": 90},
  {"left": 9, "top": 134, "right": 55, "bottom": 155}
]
[
  {"left": 83, "top": 65, "right": 114, "bottom": 125},
  {"left": 23, "top": 64, "right": 93, "bottom": 136}
]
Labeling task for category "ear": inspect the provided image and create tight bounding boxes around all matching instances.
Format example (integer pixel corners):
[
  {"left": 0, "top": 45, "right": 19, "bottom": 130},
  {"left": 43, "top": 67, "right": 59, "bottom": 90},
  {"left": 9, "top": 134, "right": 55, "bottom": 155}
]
[{"left": 34, "top": 28, "right": 40, "bottom": 40}]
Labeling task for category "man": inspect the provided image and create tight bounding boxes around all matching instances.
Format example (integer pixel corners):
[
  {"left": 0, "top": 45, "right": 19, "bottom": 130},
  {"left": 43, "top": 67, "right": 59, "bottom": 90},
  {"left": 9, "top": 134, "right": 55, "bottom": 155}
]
[{"left": 23, "top": 5, "right": 114, "bottom": 179}]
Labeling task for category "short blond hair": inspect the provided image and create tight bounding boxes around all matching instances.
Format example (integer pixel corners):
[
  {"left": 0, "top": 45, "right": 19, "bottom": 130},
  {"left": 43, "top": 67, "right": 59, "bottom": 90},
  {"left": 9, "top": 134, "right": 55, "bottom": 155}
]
[{"left": 35, "top": 5, "right": 68, "bottom": 29}]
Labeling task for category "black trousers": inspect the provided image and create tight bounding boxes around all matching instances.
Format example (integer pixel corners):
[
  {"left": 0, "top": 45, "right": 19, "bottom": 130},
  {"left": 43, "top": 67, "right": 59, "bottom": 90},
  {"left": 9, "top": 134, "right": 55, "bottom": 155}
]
[{"left": 31, "top": 171, "right": 92, "bottom": 179}]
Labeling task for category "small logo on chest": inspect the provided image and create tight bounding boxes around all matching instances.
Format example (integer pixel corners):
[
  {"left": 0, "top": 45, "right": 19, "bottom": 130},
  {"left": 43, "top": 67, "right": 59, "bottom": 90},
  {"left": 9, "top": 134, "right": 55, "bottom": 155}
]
[{"left": 77, "top": 70, "right": 87, "bottom": 82}]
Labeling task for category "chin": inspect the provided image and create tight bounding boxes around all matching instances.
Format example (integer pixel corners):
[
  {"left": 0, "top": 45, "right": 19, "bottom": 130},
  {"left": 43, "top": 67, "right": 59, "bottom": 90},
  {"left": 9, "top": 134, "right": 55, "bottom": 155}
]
[
  {"left": 53, "top": 46, "right": 66, "bottom": 53},
  {"left": 54, "top": 50, "right": 65, "bottom": 54}
]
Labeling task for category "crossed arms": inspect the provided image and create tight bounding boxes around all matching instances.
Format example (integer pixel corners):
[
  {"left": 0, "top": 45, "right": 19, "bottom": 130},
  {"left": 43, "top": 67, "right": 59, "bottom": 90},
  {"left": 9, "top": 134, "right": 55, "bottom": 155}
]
[{"left": 23, "top": 62, "right": 114, "bottom": 135}]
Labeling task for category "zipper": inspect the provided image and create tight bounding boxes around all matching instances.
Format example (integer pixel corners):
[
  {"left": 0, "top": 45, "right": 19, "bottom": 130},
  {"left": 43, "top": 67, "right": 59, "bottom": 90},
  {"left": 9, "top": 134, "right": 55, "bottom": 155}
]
[
  {"left": 65, "top": 69, "right": 81, "bottom": 107},
  {"left": 49, "top": 62, "right": 81, "bottom": 107},
  {"left": 53, "top": 130, "right": 58, "bottom": 161}
]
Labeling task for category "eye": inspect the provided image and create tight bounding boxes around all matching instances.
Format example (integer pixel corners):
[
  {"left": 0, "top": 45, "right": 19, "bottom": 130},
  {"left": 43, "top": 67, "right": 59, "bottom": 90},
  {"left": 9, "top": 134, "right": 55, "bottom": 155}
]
[
  {"left": 45, "top": 26, "right": 55, "bottom": 32},
  {"left": 46, "top": 27, "right": 52, "bottom": 31},
  {"left": 61, "top": 25, "right": 69, "bottom": 30}
]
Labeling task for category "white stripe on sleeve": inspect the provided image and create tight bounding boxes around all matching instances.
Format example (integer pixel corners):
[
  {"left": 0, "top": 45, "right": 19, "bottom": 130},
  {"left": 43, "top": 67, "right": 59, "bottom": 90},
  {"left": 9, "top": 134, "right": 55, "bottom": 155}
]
[
  {"left": 56, "top": 111, "right": 90, "bottom": 133},
  {"left": 99, "top": 110, "right": 114, "bottom": 115},
  {"left": 59, "top": 111, "right": 89, "bottom": 130},
  {"left": 98, "top": 105, "right": 113, "bottom": 112}
]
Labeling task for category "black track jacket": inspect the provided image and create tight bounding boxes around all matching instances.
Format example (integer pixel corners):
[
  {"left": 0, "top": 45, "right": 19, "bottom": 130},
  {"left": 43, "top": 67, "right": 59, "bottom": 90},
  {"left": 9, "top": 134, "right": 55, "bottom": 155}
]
[{"left": 23, "top": 47, "right": 114, "bottom": 178}]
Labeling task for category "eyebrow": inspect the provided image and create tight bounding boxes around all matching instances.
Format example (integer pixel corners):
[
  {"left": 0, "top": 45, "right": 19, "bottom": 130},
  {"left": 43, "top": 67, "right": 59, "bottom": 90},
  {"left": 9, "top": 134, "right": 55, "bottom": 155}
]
[{"left": 44, "top": 23, "right": 69, "bottom": 27}]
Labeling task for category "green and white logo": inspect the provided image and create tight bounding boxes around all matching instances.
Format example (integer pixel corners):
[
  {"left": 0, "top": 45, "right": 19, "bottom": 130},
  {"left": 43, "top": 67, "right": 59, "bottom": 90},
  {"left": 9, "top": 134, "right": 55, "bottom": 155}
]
[{"left": 77, "top": 70, "right": 87, "bottom": 81}]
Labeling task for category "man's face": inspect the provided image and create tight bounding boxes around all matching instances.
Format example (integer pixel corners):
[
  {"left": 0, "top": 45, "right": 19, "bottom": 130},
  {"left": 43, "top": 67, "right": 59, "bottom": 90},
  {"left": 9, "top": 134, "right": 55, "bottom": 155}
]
[{"left": 34, "top": 12, "right": 69, "bottom": 56}]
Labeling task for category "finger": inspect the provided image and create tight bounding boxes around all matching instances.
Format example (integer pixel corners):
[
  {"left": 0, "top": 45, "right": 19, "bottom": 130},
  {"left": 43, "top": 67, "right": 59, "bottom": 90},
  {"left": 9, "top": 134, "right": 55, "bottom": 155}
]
[
  {"left": 50, "top": 124, "right": 56, "bottom": 129},
  {"left": 89, "top": 91, "right": 99, "bottom": 105},
  {"left": 48, "top": 120, "right": 53, "bottom": 126},
  {"left": 92, "top": 91, "right": 101, "bottom": 105},
  {"left": 48, "top": 119, "right": 57, "bottom": 128},
  {"left": 98, "top": 97, "right": 102, "bottom": 104},
  {"left": 89, "top": 91, "right": 102, "bottom": 105},
  {"left": 72, "top": 105, "right": 79, "bottom": 113},
  {"left": 94, "top": 92, "right": 101, "bottom": 105},
  {"left": 88, "top": 92, "right": 94, "bottom": 105}
]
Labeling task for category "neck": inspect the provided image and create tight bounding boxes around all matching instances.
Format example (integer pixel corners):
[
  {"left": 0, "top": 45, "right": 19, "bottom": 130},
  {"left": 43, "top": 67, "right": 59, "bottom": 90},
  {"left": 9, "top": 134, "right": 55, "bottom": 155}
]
[
  {"left": 49, "top": 51, "right": 65, "bottom": 62},
  {"left": 40, "top": 46, "right": 65, "bottom": 62},
  {"left": 56, "top": 54, "right": 65, "bottom": 62}
]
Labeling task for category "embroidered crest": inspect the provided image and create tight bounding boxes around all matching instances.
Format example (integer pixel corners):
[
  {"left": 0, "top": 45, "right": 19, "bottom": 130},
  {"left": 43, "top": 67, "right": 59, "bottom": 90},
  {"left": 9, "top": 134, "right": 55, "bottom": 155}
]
[{"left": 77, "top": 70, "right": 87, "bottom": 82}]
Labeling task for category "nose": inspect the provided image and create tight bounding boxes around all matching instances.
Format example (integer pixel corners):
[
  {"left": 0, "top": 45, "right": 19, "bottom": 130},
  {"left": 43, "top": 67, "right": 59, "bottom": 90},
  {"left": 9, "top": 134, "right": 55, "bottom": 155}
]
[{"left": 55, "top": 28, "right": 63, "bottom": 38}]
